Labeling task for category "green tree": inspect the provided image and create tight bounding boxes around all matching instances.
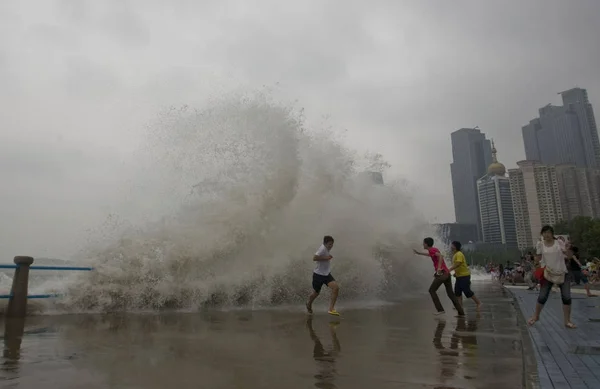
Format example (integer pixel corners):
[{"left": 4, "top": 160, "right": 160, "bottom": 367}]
[{"left": 554, "top": 216, "right": 600, "bottom": 258}]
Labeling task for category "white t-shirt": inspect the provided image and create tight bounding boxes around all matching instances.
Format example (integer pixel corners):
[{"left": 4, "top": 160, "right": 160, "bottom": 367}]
[
  {"left": 314, "top": 244, "right": 332, "bottom": 276},
  {"left": 536, "top": 240, "right": 567, "bottom": 273}
]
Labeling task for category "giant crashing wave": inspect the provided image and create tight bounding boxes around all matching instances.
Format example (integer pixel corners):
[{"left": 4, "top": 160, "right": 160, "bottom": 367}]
[{"left": 50, "top": 93, "right": 433, "bottom": 312}]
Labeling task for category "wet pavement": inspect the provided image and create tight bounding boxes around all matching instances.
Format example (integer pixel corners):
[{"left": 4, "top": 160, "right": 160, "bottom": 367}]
[
  {"left": 1, "top": 282, "right": 526, "bottom": 389},
  {"left": 509, "top": 286, "right": 600, "bottom": 388}
]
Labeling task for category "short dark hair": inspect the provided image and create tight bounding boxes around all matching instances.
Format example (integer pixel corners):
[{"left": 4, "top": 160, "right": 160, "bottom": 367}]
[
  {"left": 540, "top": 225, "right": 554, "bottom": 235},
  {"left": 451, "top": 241, "right": 462, "bottom": 251},
  {"left": 423, "top": 237, "right": 434, "bottom": 247},
  {"left": 323, "top": 235, "right": 334, "bottom": 244}
]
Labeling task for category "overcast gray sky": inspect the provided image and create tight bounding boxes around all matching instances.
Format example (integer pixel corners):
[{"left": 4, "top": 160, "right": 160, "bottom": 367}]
[{"left": 1, "top": 0, "right": 600, "bottom": 259}]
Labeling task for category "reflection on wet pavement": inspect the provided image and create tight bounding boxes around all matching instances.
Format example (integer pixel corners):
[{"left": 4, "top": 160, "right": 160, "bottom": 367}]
[
  {"left": 432, "top": 316, "right": 480, "bottom": 385},
  {"left": 307, "top": 317, "right": 341, "bottom": 389},
  {"left": 0, "top": 283, "right": 525, "bottom": 388}
]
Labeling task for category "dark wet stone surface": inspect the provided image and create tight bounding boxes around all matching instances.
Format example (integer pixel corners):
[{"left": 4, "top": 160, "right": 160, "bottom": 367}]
[
  {"left": 1, "top": 283, "right": 525, "bottom": 388},
  {"left": 510, "top": 286, "right": 600, "bottom": 388}
]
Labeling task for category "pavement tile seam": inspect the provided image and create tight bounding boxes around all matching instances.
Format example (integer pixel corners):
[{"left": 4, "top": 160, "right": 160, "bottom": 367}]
[
  {"left": 509, "top": 287, "right": 600, "bottom": 389},
  {"left": 540, "top": 294, "right": 599, "bottom": 388},
  {"left": 511, "top": 292, "right": 546, "bottom": 389}
]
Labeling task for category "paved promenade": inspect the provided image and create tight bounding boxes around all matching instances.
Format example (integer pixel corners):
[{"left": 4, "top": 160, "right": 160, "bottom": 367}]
[
  {"left": 1, "top": 282, "right": 527, "bottom": 389},
  {"left": 509, "top": 286, "right": 600, "bottom": 389}
]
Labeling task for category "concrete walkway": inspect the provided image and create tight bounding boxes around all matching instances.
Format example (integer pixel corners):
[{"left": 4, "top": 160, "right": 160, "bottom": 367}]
[
  {"left": 509, "top": 286, "right": 600, "bottom": 389},
  {"left": 1, "top": 282, "right": 528, "bottom": 389}
]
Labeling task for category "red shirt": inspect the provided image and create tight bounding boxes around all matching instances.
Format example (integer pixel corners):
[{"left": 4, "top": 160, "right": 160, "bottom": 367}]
[{"left": 428, "top": 247, "right": 449, "bottom": 272}]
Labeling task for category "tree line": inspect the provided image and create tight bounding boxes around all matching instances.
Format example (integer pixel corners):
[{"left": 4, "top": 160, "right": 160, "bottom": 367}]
[
  {"left": 440, "top": 216, "right": 600, "bottom": 266},
  {"left": 554, "top": 216, "right": 600, "bottom": 259}
]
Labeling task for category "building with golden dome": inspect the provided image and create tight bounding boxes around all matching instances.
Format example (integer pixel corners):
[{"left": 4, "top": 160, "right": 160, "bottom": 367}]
[
  {"left": 487, "top": 142, "right": 506, "bottom": 177},
  {"left": 476, "top": 141, "right": 518, "bottom": 248}
]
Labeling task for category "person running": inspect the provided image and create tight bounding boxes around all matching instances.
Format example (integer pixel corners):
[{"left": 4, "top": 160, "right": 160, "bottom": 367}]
[
  {"left": 567, "top": 246, "right": 595, "bottom": 298},
  {"left": 413, "top": 237, "right": 465, "bottom": 316},
  {"left": 448, "top": 241, "right": 482, "bottom": 310},
  {"left": 306, "top": 235, "right": 340, "bottom": 316},
  {"left": 528, "top": 225, "right": 576, "bottom": 328}
]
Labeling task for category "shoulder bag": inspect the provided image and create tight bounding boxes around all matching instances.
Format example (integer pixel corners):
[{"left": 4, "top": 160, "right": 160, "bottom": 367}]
[{"left": 543, "top": 266, "right": 566, "bottom": 285}]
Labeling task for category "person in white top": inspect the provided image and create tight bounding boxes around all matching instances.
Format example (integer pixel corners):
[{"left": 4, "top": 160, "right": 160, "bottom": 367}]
[
  {"left": 306, "top": 236, "right": 340, "bottom": 316},
  {"left": 528, "top": 225, "right": 576, "bottom": 329}
]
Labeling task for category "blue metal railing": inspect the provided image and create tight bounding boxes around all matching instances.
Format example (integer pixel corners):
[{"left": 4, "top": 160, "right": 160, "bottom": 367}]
[
  {"left": 0, "top": 264, "right": 93, "bottom": 271},
  {"left": 0, "top": 263, "right": 92, "bottom": 299},
  {"left": 0, "top": 294, "right": 61, "bottom": 299}
]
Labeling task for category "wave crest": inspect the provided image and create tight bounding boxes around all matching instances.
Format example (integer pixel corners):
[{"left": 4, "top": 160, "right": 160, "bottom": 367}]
[{"left": 54, "top": 94, "right": 432, "bottom": 312}]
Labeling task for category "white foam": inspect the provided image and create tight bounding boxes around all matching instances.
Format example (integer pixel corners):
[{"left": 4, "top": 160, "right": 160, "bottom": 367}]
[{"left": 25, "top": 93, "right": 435, "bottom": 313}]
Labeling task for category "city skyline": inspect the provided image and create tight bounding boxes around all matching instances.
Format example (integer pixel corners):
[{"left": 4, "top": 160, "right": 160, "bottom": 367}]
[
  {"left": 447, "top": 86, "right": 600, "bottom": 248},
  {"left": 450, "top": 86, "right": 599, "bottom": 229},
  {"left": 2, "top": 1, "right": 600, "bottom": 258},
  {"left": 522, "top": 88, "right": 600, "bottom": 169}
]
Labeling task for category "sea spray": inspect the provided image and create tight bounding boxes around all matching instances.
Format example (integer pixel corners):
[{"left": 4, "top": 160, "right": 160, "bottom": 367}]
[{"left": 46, "top": 93, "right": 435, "bottom": 312}]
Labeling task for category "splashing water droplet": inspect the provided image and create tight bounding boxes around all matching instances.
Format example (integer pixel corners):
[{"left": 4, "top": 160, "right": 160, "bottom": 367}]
[{"left": 49, "top": 92, "right": 433, "bottom": 312}]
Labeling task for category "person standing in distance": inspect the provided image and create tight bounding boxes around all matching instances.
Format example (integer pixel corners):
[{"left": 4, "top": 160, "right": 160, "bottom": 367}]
[
  {"left": 414, "top": 237, "right": 465, "bottom": 316},
  {"left": 306, "top": 236, "right": 340, "bottom": 316}
]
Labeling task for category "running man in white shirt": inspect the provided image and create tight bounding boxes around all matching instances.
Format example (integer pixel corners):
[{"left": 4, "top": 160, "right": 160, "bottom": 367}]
[{"left": 306, "top": 236, "right": 340, "bottom": 316}]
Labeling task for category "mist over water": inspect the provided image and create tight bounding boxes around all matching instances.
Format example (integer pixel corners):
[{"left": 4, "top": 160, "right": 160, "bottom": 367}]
[{"left": 14, "top": 93, "right": 436, "bottom": 313}]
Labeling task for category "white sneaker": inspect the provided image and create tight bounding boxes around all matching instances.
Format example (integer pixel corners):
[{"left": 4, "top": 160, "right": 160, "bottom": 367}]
[{"left": 434, "top": 311, "right": 445, "bottom": 316}]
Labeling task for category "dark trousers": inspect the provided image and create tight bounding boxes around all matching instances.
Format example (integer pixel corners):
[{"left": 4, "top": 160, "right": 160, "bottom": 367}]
[
  {"left": 537, "top": 279, "right": 571, "bottom": 305},
  {"left": 429, "top": 273, "right": 465, "bottom": 315}
]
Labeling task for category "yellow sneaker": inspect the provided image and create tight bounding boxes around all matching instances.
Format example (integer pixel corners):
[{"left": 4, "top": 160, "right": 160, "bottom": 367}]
[{"left": 328, "top": 310, "right": 340, "bottom": 316}]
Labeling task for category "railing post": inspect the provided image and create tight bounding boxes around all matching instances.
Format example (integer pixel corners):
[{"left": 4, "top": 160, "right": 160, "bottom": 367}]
[
  {"left": 6, "top": 256, "right": 34, "bottom": 318},
  {"left": 3, "top": 318, "right": 25, "bottom": 361}
]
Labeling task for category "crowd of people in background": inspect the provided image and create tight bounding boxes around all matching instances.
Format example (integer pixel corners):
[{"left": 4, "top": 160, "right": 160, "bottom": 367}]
[{"left": 485, "top": 245, "right": 600, "bottom": 291}]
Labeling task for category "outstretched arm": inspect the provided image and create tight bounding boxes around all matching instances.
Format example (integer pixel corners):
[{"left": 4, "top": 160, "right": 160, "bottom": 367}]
[{"left": 413, "top": 249, "right": 429, "bottom": 256}]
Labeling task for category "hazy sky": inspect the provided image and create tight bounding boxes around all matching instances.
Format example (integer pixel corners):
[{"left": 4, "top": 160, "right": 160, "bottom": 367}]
[{"left": 1, "top": 0, "right": 600, "bottom": 258}]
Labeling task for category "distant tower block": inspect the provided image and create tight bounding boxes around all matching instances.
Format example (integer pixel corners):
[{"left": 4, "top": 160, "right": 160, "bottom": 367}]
[{"left": 358, "top": 171, "right": 384, "bottom": 185}]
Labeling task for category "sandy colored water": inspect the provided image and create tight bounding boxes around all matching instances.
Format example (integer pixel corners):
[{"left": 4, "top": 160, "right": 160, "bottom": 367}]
[{"left": 1, "top": 282, "right": 525, "bottom": 389}]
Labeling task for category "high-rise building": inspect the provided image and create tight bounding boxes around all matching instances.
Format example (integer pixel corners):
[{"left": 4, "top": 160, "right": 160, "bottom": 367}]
[
  {"left": 508, "top": 161, "right": 563, "bottom": 249},
  {"left": 522, "top": 88, "right": 600, "bottom": 168},
  {"left": 521, "top": 118, "right": 542, "bottom": 161},
  {"left": 561, "top": 88, "right": 600, "bottom": 167},
  {"left": 554, "top": 165, "right": 596, "bottom": 220},
  {"left": 509, "top": 160, "right": 600, "bottom": 249},
  {"left": 450, "top": 128, "right": 493, "bottom": 240},
  {"left": 476, "top": 143, "right": 518, "bottom": 248},
  {"left": 434, "top": 223, "right": 479, "bottom": 247}
]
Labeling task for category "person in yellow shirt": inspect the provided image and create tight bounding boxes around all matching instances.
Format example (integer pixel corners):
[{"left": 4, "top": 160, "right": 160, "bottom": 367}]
[{"left": 448, "top": 241, "right": 482, "bottom": 310}]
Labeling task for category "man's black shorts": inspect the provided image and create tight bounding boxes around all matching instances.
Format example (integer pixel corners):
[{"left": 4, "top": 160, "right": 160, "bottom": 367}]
[{"left": 312, "top": 273, "right": 335, "bottom": 293}]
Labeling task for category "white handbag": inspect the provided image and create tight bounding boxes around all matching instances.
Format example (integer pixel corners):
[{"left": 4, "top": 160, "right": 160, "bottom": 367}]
[{"left": 544, "top": 266, "right": 565, "bottom": 285}]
